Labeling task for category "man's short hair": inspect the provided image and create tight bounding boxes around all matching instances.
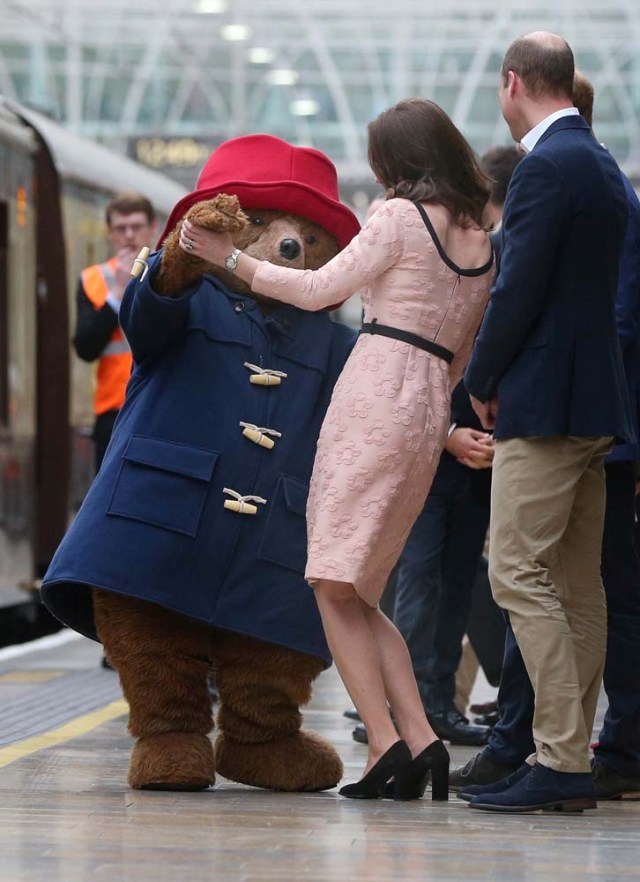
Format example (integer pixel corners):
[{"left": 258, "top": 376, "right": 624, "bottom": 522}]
[
  {"left": 572, "top": 70, "right": 594, "bottom": 127},
  {"left": 480, "top": 146, "right": 523, "bottom": 208},
  {"left": 501, "top": 36, "right": 574, "bottom": 100},
  {"left": 105, "top": 191, "right": 155, "bottom": 226}
]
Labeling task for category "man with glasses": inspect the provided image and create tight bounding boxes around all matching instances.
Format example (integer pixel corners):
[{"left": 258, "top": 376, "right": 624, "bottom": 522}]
[{"left": 74, "top": 191, "right": 157, "bottom": 472}]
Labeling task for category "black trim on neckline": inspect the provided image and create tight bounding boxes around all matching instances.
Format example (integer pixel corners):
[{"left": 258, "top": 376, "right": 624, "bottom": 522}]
[{"left": 413, "top": 201, "right": 494, "bottom": 277}]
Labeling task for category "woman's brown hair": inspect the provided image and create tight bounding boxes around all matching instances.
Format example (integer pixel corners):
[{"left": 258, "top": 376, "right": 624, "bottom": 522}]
[{"left": 367, "top": 98, "right": 491, "bottom": 229}]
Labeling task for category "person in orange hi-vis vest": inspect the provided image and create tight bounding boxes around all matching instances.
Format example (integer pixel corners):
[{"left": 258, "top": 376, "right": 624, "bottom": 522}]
[{"left": 74, "top": 191, "right": 157, "bottom": 472}]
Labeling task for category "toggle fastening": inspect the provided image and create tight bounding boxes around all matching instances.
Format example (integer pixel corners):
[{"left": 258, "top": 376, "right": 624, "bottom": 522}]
[
  {"left": 244, "top": 362, "right": 288, "bottom": 386},
  {"left": 239, "top": 422, "right": 282, "bottom": 449},
  {"left": 223, "top": 487, "right": 267, "bottom": 516}
]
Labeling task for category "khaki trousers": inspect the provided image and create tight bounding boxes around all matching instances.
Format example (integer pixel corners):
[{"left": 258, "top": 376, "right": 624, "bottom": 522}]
[{"left": 489, "top": 436, "right": 612, "bottom": 773}]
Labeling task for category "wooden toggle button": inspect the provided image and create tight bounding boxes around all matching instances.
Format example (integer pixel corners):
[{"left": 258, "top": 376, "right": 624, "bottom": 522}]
[
  {"left": 239, "top": 422, "right": 282, "bottom": 449},
  {"left": 223, "top": 488, "right": 267, "bottom": 516},
  {"left": 244, "top": 362, "right": 288, "bottom": 386}
]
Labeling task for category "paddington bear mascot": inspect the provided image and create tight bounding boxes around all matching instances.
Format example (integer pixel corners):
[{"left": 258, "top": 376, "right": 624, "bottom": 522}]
[{"left": 41, "top": 134, "right": 360, "bottom": 793}]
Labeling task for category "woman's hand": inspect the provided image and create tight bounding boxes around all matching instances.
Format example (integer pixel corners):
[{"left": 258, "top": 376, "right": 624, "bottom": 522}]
[
  {"left": 179, "top": 217, "right": 259, "bottom": 287},
  {"left": 179, "top": 219, "right": 235, "bottom": 266}
]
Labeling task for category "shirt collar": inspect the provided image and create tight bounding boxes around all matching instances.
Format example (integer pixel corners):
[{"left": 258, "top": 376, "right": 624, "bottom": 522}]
[{"left": 519, "top": 107, "right": 579, "bottom": 154}]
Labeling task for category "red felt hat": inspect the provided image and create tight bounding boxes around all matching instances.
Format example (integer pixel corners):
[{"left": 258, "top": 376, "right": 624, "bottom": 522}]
[{"left": 158, "top": 134, "right": 361, "bottom": 249}]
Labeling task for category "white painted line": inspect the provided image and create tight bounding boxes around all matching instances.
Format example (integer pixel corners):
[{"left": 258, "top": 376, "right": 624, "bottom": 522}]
[{"left": 0, "top": 629, "right": 82, "bottom": 662}]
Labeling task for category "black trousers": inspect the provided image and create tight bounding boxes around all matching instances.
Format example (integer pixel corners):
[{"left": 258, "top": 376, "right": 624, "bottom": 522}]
[{"left": 93, "top": 409, "right": 119, "bottom": 473}]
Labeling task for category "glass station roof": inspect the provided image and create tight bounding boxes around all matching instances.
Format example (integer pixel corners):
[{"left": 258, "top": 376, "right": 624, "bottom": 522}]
[{"left": 1, "top": 0, "right": 639, "bottom": 193}]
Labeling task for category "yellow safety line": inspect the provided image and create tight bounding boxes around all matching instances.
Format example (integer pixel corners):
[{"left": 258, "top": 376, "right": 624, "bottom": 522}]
[{"left": 0, "top": 698, "right": 128, "bottom": 768}]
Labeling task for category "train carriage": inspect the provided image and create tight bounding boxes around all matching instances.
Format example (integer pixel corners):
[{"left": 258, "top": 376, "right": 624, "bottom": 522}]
[{"left": 0, "top": 97, "right": 186, "bottom": 637}]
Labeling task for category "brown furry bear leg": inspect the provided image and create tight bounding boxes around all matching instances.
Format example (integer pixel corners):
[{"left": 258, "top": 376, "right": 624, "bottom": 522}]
[
  {"left": 93, "top": 589, "right": 216, "bottom": 791},
  {"left": 212, "top": 630, "right": 343, "bottom": 792}
]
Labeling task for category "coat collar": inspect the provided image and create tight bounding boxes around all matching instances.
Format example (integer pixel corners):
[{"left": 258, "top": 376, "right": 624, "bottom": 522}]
[{"left": 536, "top": 113, "right": 591, "bottom": 147}]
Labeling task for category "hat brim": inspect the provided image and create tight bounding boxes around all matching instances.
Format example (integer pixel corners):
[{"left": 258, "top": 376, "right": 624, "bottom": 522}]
[{"left": 158, "top": 180, "right": 361, "bottom": 250}]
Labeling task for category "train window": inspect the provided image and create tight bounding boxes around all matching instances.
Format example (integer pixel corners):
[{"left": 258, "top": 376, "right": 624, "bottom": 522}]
[{"left": 0, "top": 201, "right": 8, "bottom": 426}]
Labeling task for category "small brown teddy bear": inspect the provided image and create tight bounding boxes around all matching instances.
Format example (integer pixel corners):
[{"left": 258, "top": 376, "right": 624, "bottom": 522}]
[{"left": 42, "top": 134, "right": 361, "bottom": 793}]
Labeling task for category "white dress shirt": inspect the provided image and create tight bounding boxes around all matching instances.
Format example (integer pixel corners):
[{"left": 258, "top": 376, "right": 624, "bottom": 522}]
[{"left": 520, "top": 107, "right": 579, "bottom": 154}]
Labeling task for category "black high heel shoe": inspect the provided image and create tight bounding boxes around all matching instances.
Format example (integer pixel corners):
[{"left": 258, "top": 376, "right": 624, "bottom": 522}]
[
  {"left": 383, "top": 739, "right": 450, "bottom": 801},
  {"left": 339, "top": 740, "right": 412, "bottom": 799}
]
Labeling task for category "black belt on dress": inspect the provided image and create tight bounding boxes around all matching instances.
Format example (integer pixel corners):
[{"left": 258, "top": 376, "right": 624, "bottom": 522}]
[{"left": 359, "top": 319, "right": 454, "bottom": 364}]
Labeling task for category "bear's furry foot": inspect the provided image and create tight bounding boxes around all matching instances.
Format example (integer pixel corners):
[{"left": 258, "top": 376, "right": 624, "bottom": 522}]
[
  {"left": 129, "top": 732, "right": 216, "bottom": 792},
  {"left": 214, "top": 730, "right": 343, "bottom": 792}
]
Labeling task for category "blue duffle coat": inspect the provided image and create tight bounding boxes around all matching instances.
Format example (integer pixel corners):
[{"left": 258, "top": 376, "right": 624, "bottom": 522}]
[{"left": 42, "top": 251, "right": 356, "bottom": 663}]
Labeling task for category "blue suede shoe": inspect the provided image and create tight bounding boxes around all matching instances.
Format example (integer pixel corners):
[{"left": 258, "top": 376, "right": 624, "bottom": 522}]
[
  {"left": 458, "top": 762, "right": 532, "bottom": 802},
  {"left": 469, "top": 762, "right": 597, "bottom": 813}
]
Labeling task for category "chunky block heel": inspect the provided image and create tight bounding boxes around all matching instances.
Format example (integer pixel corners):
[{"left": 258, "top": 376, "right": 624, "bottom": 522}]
[{"left": 429, "top": 744, "right": 450, "bottom": 801}]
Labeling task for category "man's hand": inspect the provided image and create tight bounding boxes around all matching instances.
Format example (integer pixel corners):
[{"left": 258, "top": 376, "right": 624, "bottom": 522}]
[
  {"left": 470, "top": 395, "right": 498, "bottom": 431},
  {"left": 445, "top": 427, "right": 494, "bottom": 469},
  {"left": 113, "top": 245, "right": 138, "bottom": 300}
]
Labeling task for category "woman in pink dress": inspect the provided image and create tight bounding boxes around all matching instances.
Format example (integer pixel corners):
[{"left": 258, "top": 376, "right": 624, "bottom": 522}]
[{"left": 180, "top": 99, "right": 494, "bottom": 800}]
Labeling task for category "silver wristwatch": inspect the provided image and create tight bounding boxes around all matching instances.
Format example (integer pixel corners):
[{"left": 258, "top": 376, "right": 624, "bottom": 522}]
[{"left": 224, "top": 248, "right": 242, "bottom": 271}]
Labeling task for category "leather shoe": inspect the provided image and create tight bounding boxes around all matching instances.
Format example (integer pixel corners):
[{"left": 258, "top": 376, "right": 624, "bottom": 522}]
[
  {"left": 592, "top": 759, "right": 640, "bottom": 800},
  {"left": 469, "top": 700, "right": 498, "bottom": 715},
  {"left": 472, "top": 710, "right": 500, "bottom": 728},
  {"left": 427, "top": 710, "right": 491, "bottom": 746},
  {"left": 458, "top": 762, "right": 532, "bottom": 801},
  {"left": 352, "top": 723, "right": 368, "bottom": 744},
  {"left": 343, "top": 706, "right": 361, "bottom": 721},
  {"left": 449, "top": 751, "right": 521, "bottom": 791},
  {"left": 470, "top": 762, "right": 597, "bottom": 813}
]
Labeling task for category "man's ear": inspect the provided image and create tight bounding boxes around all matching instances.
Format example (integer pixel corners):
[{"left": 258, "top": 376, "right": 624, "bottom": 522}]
[{"left": 507, "top": 70, "right": 519, "bottom": 99}]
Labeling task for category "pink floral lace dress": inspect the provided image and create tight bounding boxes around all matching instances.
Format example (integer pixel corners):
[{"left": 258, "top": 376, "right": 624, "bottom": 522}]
[{"left": 251, "top": 198, "right": 494, "bottom": 605}]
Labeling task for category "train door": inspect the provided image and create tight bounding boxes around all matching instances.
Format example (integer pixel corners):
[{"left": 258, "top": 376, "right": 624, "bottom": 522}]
[
  {"left": 0, "top": 202, "right": 7, "bottom": 427},
  {"left": 33, "top": 143, "right": 71, "bottom": 577}
]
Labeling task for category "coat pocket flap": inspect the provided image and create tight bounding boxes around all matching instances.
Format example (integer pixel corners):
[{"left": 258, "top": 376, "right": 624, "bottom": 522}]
[
  {"left": 282, "top": 475, "right": 309, "bottom": 516},
  {"left": 123, "top": 435, "right": 219, "bottom": 482}
]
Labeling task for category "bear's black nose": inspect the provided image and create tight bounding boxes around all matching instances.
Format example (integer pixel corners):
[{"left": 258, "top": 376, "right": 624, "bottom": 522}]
[{"left": 280, "top": 238, "right": 301, "bottom": 260}]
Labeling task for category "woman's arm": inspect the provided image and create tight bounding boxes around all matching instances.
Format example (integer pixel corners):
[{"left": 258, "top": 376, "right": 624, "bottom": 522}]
[{"left": 180, "top": 203, "right": 404, "bottom": 311}]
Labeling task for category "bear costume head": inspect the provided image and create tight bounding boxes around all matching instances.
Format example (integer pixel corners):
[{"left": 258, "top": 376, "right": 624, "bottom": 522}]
[{"left": 155, "top": 134, "right": 360, "bottom": 303}]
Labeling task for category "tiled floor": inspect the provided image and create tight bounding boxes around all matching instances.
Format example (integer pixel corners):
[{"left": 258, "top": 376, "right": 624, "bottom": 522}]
[{"left": 0, "top": 632, "right": 637, "bottom": 882}]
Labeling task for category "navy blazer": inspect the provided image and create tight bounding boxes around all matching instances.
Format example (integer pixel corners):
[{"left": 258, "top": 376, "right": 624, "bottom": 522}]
[
  {"left": 465, "top": 115, "right": 632, "bottom": 441},
  {"left": 41, "top": 252, "right": 356, "bottom": 664},
  {"left": 609, "top": 172, "right": 640, "bottom": 462}
]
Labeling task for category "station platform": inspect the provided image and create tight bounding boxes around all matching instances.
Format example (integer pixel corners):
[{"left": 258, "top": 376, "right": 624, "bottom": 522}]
[{"left": 0, "top": 630, "right": 637, "bottom": 882}]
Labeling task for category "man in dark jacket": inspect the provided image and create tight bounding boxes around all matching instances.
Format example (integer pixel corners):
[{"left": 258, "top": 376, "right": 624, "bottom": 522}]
[
  {"left": 453, "top": 69, "right": 640, "bottom": 805},
  {"left": 73, "top": 191, "right": 156, "bottom": 472},
  {"left": 465, "top": 33, "right": 630, "bottom": 813}
]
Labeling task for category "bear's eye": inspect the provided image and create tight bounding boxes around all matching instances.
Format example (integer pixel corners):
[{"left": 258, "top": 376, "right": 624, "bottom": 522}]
[
  {"left": 305, "top": 235, "right": 318, "bottom": 246},
  {"left": 249, "top": 216, "right": 265, "bottom": 227}
]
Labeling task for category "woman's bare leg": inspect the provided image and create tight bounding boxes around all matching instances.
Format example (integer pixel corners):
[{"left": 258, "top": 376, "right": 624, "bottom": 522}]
[
  {"left": 312, "top": 578, "right": 399, "bottom": 773},
  {"left": 361, "top": 602, "right": 439, "bottom": 757}
]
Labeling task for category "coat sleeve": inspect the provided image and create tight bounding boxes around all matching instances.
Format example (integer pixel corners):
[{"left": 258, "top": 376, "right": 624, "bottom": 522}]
[
  {"left": 464, "top": 153, "right": 568, "bottom": 402},
  {"left": 118, "top": 250, "right": 200, "bottom": 363},
  {"left": 615, "top": 178, "right": 640, "bottom": 355},
  {"left": 250, "top": 203, "right": 404, "bottom": 311}
]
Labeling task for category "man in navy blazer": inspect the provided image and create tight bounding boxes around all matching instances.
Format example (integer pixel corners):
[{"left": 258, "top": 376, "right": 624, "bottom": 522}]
[
  {"left": 452, "top": 71, "right": 640, "bottom": 803},
  {"left": 464, "top": 32, "right": 631, "bottom": 813}
]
